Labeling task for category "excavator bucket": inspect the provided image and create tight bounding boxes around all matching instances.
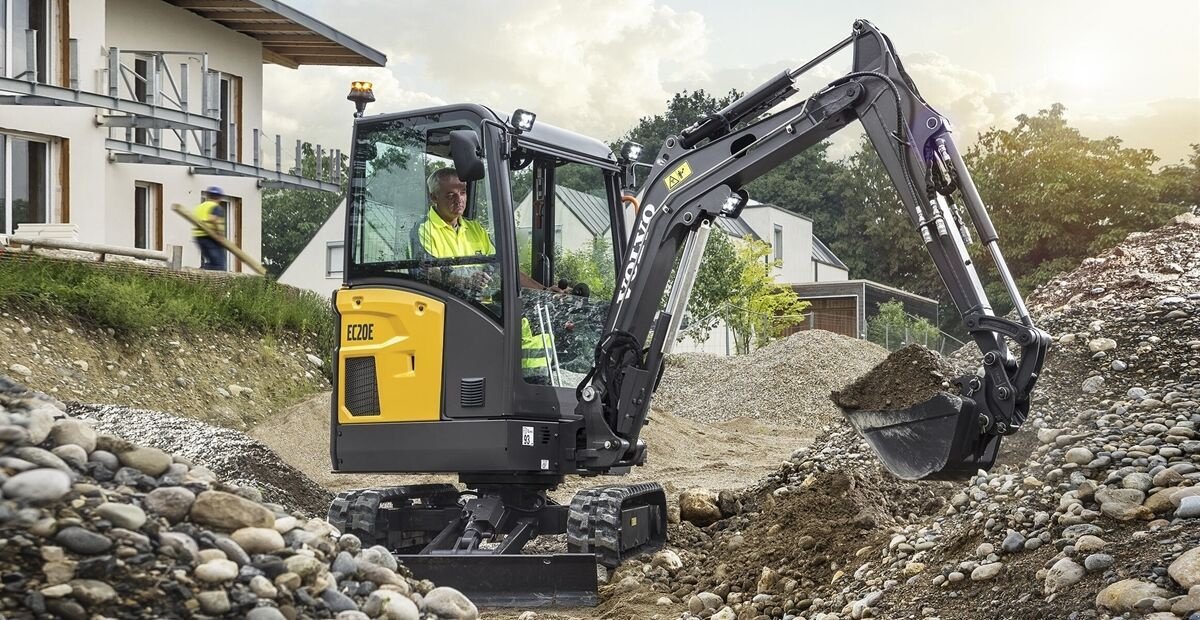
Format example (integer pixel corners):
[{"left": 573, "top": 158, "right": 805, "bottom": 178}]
[{"left": 843, "top": 392, "right": 1000, "bottom": 481}]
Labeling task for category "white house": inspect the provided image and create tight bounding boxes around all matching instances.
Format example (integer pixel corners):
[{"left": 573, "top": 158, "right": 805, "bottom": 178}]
[
  {"left": 0, "top": 0, "right": 384, "bottom": 271},
  {"left": 672, "top": 200, "right": 851, "bottom": 354}
]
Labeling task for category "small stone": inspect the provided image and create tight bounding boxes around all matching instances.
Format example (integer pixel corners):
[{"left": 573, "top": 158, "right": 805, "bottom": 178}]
[
  {"left": 1044, "top": 558, "right": 1085, "bottom": 594},
  {"left": 1075, "top": 535, "right": 1107, "bottom": 553},
  {"left": 1169, "top": 547, "right": 1200, "bottom": 589},
  {"left": 1111, "top": 360, "right": 1128, "bottom": 371},
  {"left": 116, "top": 447, "right": 172, "bottom": 477},
  {"left": 284, "top": 554, "right": 323, "bottom": 581},
  {"left": 1178, "top": 496, "right": 1200, "bottom": 519},
  {"left": 9, "top": 363, "right": 33, "bottom": 377},
  {"left": 246, "top": 608, "right": 288, "bottom": 620},
  {"left": 1081, "top": 376, "right": 1105, "bottom": 393},
  {"left": 49, "top": 419, "right": 97, "bottom": 453},
  {"left": 2, "top": 468, "right": 72, "bottom": 503},
  {"left": 190, "top": 491, "right": 274, "bottom": 531},
  {"left": 1123, "top": 473, "right": 1154, "bottom": 492},
  {"left": 144, "top": 487, "right": 196, "bottom": 523},
  {"left": 54, "top": 527, "right": 112, "bottom": 555},
  {"left": 422, "top": 586, "right": 479, "bottom": 619},
  {"left": 1002, "top": 530, "right": 1025, "bottom": 553},
  {"left": 971, "top": 563, "right": 1004, "bottom": 581},
  {"left": 197, "top": 590, "right": 231, "bottom": 615},
  {"left": 231, "top": 527, "right": 286, "bottom": 554},
  {"left": 249, "top": 574, "right": 278, "bottom": 599},
  {"left": 95, "top": 503, "right": 146, "bottom": 530},
  {"left": 1085, "top": 554, "right": 1115, "bottom": 572},
  {"left": 1096, "top": 579, "right": 1174, "bottom": 613},
  {"left": 306, "top": 354, "right": 323, "bottom": 367},
  {"left": 321, "top": 588, "right": 357, "bottom": 613},
  {"left": 68, "top": 579, "right": 116, "bottom": 606},
  {"left": 1065, "top": 447, "right": 1094, "bottom": 465},
  {"left": 1088, "top": 338, "right": 1117, "bottom": 353},
  {"left": 194, "top": 559, "right": 239, "bottom": 583}
]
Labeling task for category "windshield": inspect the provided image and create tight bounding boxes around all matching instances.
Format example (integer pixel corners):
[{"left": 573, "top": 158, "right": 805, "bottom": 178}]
[{"left": 347, "top": 113, "right": 502, "bottom": 319}]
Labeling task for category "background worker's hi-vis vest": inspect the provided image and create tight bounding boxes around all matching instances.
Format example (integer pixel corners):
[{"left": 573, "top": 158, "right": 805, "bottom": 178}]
[{"left": 521, "top": 318, "right": 552, "bottom": 379}]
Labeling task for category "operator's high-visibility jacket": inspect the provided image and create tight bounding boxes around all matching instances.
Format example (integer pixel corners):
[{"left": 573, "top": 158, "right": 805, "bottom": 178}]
[
  {"left": 413, "top": 207, "right": 495, "bottom": 259},
  {"left": 521, "top": 318, "right": 552, "bottom": 379},
  {"left": 192, "top": 200, "right": 224, "bottom": 237}
]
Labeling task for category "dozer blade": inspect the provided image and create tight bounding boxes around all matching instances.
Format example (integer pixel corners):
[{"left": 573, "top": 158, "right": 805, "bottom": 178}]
[
  {"left": 396, "top": 553, "right": 598, "bottom": 607},
  {"left": 843, "top": 392, "right": 1000, "bottom": 481}
]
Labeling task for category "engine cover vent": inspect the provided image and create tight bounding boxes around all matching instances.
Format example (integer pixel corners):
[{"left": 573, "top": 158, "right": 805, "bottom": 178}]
[
  {"left": 344, "top": 356, "right": 381, "bottom": 416},
  {"left": 460, "top": 378, "right": 485, "bottom": 408}
]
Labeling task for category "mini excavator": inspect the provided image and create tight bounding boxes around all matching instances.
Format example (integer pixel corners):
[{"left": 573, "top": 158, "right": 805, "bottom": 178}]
[{"left": 326, "top": 20, "right": 1049, "bottom": 606}]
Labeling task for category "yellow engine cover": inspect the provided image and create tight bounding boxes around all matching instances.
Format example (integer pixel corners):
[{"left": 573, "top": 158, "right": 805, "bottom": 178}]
[{"left": 335, "top": 288, "right": 444, "bottom": 423}]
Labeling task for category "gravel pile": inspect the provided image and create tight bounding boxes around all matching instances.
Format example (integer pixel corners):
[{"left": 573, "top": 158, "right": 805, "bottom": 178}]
[
  {"left": 655, "top": 330, "right": 890, "bottom": 429},
  {"left": 0, "top": 375, "right": 480, "bottom": 619},
  {"left": 601, "top": 213, "right": 1200, "bottom": 620},
  {"left": 67, "top": 402, "right": 331, "bottom": 517}
]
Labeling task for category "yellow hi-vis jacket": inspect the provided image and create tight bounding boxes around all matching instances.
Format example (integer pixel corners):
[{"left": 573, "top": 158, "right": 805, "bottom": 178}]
[
  {"left": 414, "top": 207, "right": 495, "bottom": 259},
  {"left": 192, "top": 200, "right": 223, "bottom": 238},
  {"left": 521, "top": 318, "right": 552, "bottom": 376}
]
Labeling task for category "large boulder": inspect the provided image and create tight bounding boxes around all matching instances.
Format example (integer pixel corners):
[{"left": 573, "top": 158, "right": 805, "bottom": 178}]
[
  {"left": 1096, "top": 579, "right": 1174, "bottom": 613},
  {"left": 679, "top": 488, "right": 722, "bottom": 527},
  {"left": 190, "top": 491, "right": 274, "bottom": 531}
]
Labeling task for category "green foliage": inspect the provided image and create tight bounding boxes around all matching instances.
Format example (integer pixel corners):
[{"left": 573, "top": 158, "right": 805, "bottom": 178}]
[
  {"left": 261, "top": 143, "right": 347, "bottom": 277},
  {"left": 867, "top": 300, "right": 941, "bottom": 351},
  {"left": 620, "top": 90, "right": 741, "bottom": 164},
  {"left": 1158, "top": 143, "right": 1200, "bottom": 213},
  {"left": 966, "top": 104, "right": 1185, "bottom": 300},
  {"left": 555, "top": 237, "right": 616, "bottom": 299},
  {"left": 0, "top": 257, "right": 334, "bottom": 370},
  {"left": 721, "top": 238, "right": 810, "bottom": 354},
  {"left": 682, "top": 229, "right": 740, "bottom": 343}
]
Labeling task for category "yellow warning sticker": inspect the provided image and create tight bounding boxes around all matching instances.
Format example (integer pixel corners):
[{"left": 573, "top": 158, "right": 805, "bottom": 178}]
[
  {"left": 630, "top": 516, "right": 638, "bottom": 527},
  {"left": 664, "top": 161, "right": 693, "bottom": 191}
]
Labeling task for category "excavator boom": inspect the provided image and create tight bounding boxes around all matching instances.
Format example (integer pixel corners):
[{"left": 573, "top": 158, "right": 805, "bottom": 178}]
[{"left": 575, "top": 19, "right": 1050, "bottom": 480}]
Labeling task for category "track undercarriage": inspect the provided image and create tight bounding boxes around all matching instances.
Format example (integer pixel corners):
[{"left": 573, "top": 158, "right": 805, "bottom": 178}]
[{"left": 327, "top": 481, "right": 667, "bottom": 607}]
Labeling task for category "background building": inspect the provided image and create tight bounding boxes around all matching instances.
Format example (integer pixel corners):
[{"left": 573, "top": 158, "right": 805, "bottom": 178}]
[{"left": 0, "top": 0, "right": 384, "bottom": 271}]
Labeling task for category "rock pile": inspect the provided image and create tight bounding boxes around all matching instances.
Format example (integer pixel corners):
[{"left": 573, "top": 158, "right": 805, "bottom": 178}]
[
  {"left": 68, "top": 402, "right": 331, "bottom": 517},
  {"left": 602, "top": 213, "right": 1200, "bottom": 619},
  {"left": 0, "top": 376, "right": 479, "bottom": 619},
  {"left": 655, "top": 330, "right": 889, "bottom": 429}
]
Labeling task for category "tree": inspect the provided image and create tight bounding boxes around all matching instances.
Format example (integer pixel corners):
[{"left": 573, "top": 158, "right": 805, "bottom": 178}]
[
  {"left": 681, "top": 229, "right": 740, "bottom": 343},
  {"left": 1159, "top": 143, "right": 1200, "bottom": 214},
  {"left": 867, "top": 300, "right": 941, "bottom": 351},
  {"left": 555, "top": 236, "right": 616, "bottom": 299},
  {"left": 721, "top": 238, "right": 810, "bottom": 354},
  {"left": 620, "top": 89, "right": 742, "bottom": 165},
  {"left": 967, "top": 104, "right": 1184, "bottom": 299},
  {"left": 261, "top": 143, "right": 346, "bottom": 277}
]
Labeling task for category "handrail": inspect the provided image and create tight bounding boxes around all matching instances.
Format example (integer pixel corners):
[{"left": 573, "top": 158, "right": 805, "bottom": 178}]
[{"left": 3, "top": 236, "right": 183, "bottom": 270}]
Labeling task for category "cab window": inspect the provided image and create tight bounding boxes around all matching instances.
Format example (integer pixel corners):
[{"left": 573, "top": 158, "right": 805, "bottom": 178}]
[{"left": 348, "top": 115, "right": 502, "bottom": 319}]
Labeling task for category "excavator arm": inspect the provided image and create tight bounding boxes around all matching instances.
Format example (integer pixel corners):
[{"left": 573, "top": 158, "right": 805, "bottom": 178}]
[{"left": 573, "top": 19, "right": 1050, "bottom": 480}]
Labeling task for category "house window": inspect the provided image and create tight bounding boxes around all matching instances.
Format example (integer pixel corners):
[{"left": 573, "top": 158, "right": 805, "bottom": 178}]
[
  {"left": 133, "top": 182, "right": 162, "bottom": 250},
  {"left": 773, "top": 224, "right": 783, "bottom": 263},
  {"left": 212, "top": 72, "right": 242, "bottom": 162},
  {"left": 133, "top": 56, "right": 151, "bottom": 145},
  {"left": 1, "top": 134, "right": 50, "bottom": 235},
  {"left": 326, "top": 241, "right": 344, "bottom": 279},
  {"left": 4, "top": 0, "right": 50, "bottom": 82}
]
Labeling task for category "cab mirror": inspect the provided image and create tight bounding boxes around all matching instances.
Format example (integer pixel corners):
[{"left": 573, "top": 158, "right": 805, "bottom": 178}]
[{"left": 449, "top": 130, "right": 485, "bottom": 183}]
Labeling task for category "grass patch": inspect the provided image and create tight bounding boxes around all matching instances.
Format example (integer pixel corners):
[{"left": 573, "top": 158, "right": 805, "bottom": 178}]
[{"left": 0, "top": 255, "right": 334, "bottom": 369}]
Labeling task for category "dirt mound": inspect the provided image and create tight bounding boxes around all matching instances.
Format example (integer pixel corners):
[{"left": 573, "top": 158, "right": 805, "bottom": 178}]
[
  {"left": 70, "top": 402, "right": 332, "bottom": 516},
  {"left": 832, "top": 343, "right": 964, "bottom": 410},
  {"left": 655, "top": 330, "right": 889, "bottom": 428}
]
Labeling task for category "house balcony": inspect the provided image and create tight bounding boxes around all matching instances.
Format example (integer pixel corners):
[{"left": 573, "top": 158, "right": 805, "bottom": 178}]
[{"left": 0, "top": 40, "right": 344, "bottom": 192}]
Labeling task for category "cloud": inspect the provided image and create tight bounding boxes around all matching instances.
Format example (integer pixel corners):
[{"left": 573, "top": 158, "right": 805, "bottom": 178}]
[
  {"left": 262, "top": 65, "right": 442, "bottom": 168},
  {"left": 263, "top": 0, "right": 711, "bottom": 151},
  {"left": 1069, "top": 98, "right": 1200, "bottom": 167}
]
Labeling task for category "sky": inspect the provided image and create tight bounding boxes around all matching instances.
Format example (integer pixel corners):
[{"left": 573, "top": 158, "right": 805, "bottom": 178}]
[{"left": 263, "top": 0, "right": 1200, "bottom": 167}]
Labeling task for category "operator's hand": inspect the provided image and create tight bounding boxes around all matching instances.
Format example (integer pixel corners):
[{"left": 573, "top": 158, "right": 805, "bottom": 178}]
[{"left": 470, "top": 270, "right": 493, "bottom": 288}]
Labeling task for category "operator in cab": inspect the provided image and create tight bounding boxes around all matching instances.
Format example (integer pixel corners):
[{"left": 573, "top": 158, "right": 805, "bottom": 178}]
[
  {"left": 412, "top": 168, "right": 496, "bottom": 294},
  {"left": 410, "top": 167, "right": 553, "bottom": 385}
]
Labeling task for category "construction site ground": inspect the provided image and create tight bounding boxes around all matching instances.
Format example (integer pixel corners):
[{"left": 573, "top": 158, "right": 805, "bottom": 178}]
[{"left": 1, "top": 212, "right": 1196, "bottom": 620}]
